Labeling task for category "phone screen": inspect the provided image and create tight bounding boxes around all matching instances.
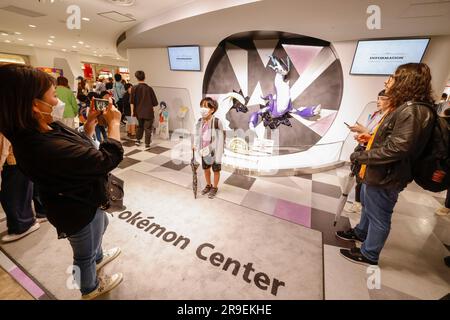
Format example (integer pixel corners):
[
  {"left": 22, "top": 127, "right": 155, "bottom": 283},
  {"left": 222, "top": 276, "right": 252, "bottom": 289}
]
[{"left": 94, "top": 99, "right": 109, "bottom": 112}]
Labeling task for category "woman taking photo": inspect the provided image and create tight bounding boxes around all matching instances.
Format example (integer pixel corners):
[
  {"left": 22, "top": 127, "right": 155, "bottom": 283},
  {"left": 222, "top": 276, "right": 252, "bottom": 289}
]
[{"left": 0, "top": 64, "right": 124, "bottom": 300}]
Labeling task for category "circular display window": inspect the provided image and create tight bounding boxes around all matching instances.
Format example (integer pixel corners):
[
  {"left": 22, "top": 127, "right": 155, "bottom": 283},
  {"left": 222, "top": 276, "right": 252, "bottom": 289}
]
[{"left": 203, "top": 31, "right": 344, "bottom": 156}]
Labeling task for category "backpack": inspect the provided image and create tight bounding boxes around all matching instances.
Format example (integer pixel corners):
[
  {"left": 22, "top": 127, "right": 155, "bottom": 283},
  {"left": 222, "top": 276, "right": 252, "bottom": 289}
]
[{"left": 412, "top": 102, "right": 450, "bottom": 192}]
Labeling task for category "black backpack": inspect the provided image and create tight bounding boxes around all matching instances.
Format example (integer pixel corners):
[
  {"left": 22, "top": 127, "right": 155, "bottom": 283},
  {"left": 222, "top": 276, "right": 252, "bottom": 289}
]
[{"left": 412, "top": 103, "right": 450, "bottom": 192}]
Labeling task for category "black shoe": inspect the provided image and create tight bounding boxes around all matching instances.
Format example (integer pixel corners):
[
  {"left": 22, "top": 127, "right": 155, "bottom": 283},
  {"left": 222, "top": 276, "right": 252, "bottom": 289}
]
[
  {"left": 340, "top": 247, "right": 378, "bottom": 266},
  {"left": 201, "top": 185, "right": 212, "bottom": 196},
  {"left": 145, "top": 145, "right": 150, "bottom": 149},
  {"left": 445, "top": 256, "right": 450, "bottom": 268},
  {"left": 208, "top": 187, "right": 218, "bottom": 199},
  {"left": 336, "top": 229, "right": 364, "bottom": 243}
]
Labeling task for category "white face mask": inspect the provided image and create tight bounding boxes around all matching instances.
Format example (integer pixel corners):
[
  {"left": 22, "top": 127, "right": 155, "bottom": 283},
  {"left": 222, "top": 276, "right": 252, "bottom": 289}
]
[
  {"left": 200, "top": 107, "right": 211, "bottom": 118},
  {"left": 37, "top": 99, "right": 65, "bottom": 122}
]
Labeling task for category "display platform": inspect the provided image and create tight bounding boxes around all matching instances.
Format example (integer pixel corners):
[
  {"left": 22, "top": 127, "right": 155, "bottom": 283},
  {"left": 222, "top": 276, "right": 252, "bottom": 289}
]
[{"left": 0, "top": 170, "right": 324, "bottom": 300}]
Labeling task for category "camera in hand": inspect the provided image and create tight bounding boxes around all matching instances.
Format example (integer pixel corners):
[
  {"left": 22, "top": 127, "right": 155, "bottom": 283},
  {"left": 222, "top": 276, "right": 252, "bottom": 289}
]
[{"left": 94, "top": 98, "right": 109, "bottom": 112}]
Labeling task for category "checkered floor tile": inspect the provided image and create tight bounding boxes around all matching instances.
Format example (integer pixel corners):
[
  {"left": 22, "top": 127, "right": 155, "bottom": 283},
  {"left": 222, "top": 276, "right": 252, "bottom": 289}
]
[{"left": 115, "top": 136, "right": 450, "bottom": 255}]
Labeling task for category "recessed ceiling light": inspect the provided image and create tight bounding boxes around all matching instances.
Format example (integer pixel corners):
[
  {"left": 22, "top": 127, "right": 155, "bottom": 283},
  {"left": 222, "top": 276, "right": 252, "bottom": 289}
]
[
  {"left": 82, "top": 17, "right": 90, "bottom": 21},
  {"left": 72, "top": 45, "right": 77, "bottom": 48},
  {"left": 5, "top": 40, "right": 11, "bottom": 43},
  {"left": 14, "top": 32, "right": 21, "bottom": 35},
  {"left": 18, "top": 38, "right": 24, "bottom": 41},
  {"left": 85, "top": 45, "right": 91, "bottom": 48},
  {"left": 78, "top": 41, "right": 84, "bottom": 45},
  {"left": 99, "top": 55, "right": 103, "bottom": 57},
  {"left": 48, "top": 39, "right": 54, "bottom": 43},
  {"left": 29, "top": 44, "right": 34, "bottom": 46},
  {"left": 50, "top": 36, "right": 55, "bottom": 39},
  {"left": 105, "top": 0, "right": 136, "bottom": 7},
  {"left": 47, "top": 43, "right": 52, "bottom": 46},
  {"left": 62, "top": 49, "right": 67, "bottom": 52},
  {"left": 1, "top": 33, "right": 8, "bottom": 36},
  {"left": 29, "top": 24, "right": 36, "bottom": 28}
]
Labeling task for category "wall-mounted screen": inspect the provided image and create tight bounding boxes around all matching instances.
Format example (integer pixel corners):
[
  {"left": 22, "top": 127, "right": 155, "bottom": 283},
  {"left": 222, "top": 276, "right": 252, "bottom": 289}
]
[
  {"left": 168, "top": 46, "right": 201, "bottom": 71},
  {"left": 350, "top": 38, "right": 430, "bottom": 76}
]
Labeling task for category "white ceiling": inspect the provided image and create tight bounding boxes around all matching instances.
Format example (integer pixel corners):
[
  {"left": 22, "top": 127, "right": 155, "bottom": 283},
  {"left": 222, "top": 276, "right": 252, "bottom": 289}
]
[
  {"left": 0, "top": 0, "right": 449, "bottom": 61},
  {"left": 0, "top": 0, "right": 196, "bottom": 60},
  {"left": 119, "top": 0, "right": 450, "bottom": 49}
]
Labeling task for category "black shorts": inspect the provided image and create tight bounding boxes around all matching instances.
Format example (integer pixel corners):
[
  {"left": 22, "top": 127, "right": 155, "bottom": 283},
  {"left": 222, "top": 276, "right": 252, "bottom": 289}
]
[{"left": 202, "top": 155, "right": 221, "bottom": 172}]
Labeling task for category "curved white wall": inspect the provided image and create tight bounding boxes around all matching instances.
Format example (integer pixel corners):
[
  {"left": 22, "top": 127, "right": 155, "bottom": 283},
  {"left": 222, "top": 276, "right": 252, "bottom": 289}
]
[{"left": 127, "top": 35, "right": 450, "bottom": 167}]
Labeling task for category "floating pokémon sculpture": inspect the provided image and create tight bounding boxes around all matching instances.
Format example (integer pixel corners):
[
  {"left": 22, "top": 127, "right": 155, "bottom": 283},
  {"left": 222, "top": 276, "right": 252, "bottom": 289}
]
[{"left": 248, "top": 55, "right": 322, "bottom": 130}]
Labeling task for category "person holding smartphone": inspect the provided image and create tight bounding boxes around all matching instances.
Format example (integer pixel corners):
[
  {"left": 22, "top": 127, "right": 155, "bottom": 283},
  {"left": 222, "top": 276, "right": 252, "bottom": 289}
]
[
  {"left": 343, "top": 90, "right": 390, "bottom": 214},
  {"left": 0, "top": 64, "right": 124, "bottom": 300}
]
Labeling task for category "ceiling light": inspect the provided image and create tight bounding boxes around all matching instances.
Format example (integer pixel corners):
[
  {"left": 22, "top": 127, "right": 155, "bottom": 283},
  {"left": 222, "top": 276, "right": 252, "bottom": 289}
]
[
  {"left": 18, "top": 38, "right": 24, "bottom": 41},
  {"left": 62, "top": 49, "right": 67, "bottom": 52},
  {"left": 5, "top": 40, "right": 11, "bottom": 43},
  {"left": 14, "top": 32, "right": 21, "bottom": 35},
  {"left": 1, "top": 33, "right": 8, "bottom": 36},
  {"left": 48, "top": 39, "right": 54, "bottom": 43},
  {"left": 78, "top": 41, "right": 84, "bottom": 45},
  {"left": 98, "top": 11, "right": 136, "bottom": 22},
  {"left": 105, "top": 0, "right": 136, "bottom": 6},
  {"left": 50, "top": 36, "right": 55, "bottom": 39},
  {"left": 29, "top": 24, "right": 36, "bottom": 28},
  {"left": 29, "top": 44, "right": 34, "bottom": 46},
  {"left": 47, "top": 43, "right": 52, "bottom": 46},
  {"left": 72, "top": 45, "right": 77, "bottom": 48},
  {"left": 82, "top": 17, "right": 90, "bottom": 21}
]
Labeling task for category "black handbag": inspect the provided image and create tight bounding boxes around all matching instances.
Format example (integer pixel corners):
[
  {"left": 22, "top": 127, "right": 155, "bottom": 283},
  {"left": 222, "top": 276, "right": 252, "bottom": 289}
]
[{"left": 102, "top": 173, "right": 125, "bottom": 212}]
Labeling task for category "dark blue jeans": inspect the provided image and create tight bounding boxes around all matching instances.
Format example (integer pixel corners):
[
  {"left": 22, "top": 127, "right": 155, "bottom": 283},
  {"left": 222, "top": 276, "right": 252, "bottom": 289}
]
[
  {"left": 95, "top": 126, "right": 107, "bottom": 143},
  {"left": 354, "top": 183, "right": 401, "bottom": 262},
  {"left": 0, "top": 165, "right": 35, "bottom": 234},
  {"left": 67, "top": 209, "right": 108, "bottom": 295},
  {"left": 32, "top": 183, "right": 47, "bottom": 218}
]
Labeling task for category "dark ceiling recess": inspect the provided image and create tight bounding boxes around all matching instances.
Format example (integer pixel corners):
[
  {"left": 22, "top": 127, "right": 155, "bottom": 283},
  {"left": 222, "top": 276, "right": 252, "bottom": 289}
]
[
  {"left": 224, "top": 31, "right": 331, "bottom": 47},
  {"left": 117, "top": 31, "right": 127, "bottom": 47}
]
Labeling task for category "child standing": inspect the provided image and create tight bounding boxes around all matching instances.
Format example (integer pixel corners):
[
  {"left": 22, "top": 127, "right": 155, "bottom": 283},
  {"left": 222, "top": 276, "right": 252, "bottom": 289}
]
[{"left": 193, "top": 98, "right": 225, "bottom": 199}]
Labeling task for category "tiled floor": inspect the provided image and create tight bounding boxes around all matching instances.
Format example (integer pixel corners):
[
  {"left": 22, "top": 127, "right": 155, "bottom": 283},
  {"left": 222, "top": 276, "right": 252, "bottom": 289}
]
[
  {"left": 110, "top": 135, "right": 450, "bottom": 300},
  {"left": 0, "top": 266, "right": 33, "bottom": 300},
  {"left": 1, "top": 132, "right": 449, "bottom": 300}
]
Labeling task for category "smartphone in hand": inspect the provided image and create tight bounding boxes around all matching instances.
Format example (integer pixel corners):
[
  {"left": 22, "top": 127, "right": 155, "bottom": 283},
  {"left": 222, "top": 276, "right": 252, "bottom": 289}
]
[{"left": 93, "top": 98, "right": 109, "bottom": 112}]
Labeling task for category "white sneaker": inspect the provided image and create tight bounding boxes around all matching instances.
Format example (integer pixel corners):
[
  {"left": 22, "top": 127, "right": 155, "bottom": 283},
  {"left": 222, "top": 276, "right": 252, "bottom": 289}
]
[
  {"left": 435, "top": 207, "right": 450, "bottom": 216},
  {"left": 1, "top": 223, "right": 40, "bottom": 243},
  {"left": 344, "top": 202, "right": 362, "bottom": 214},
  {"left": 96, "top": 247, "right": 121, "bottom": 271},
  {"left": 81, "top": 273, "right": 123, "bottom": 300}
]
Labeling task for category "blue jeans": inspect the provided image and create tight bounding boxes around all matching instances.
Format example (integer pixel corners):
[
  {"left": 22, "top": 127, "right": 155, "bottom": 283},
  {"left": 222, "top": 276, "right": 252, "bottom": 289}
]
[
  {"left": 354, "top": 183, "right": 401, "bottom": 262},
  {"left": 67, "top": 209, "right": 108, "bottom": 295},
  {"left": 95, "top": 126, "right": 107, "bottom": 142},
  {"left": 0, "top": 165, "right": 35, "bottom": 234}
]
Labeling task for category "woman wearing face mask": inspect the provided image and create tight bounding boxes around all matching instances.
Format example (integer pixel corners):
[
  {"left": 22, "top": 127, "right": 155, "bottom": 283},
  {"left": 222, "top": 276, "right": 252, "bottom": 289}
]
[
  {"left": 193, "top": 98, "right": 225, "bottom": 199},
  {"left": 0, "top": 64, "right": 124, "bottom": 300}
]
